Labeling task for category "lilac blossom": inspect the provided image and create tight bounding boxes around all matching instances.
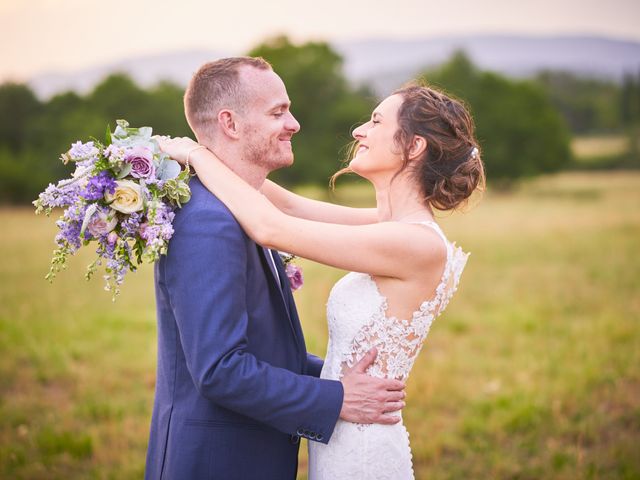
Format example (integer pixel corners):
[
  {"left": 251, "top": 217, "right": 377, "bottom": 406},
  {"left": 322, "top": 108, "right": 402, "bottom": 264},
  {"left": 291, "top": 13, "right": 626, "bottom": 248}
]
[
  {"left": 35, "top": 182, "right": 82, "bottom": 210},
  {"left": 68, "top": 141, "right": 100, "bottom": 166},
  {"left": 55, "top": 203, "right": 89, "bottom": 251},
  {"left": 119, "top": 211, "right": 144, "bottom": 238},
  {"left": 81, "top": 171, "right": 117, "bottom": 201}
]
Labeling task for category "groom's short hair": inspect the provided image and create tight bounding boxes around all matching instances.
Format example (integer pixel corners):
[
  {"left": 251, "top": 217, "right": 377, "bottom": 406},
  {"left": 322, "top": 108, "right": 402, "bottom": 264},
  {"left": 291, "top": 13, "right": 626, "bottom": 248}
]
[{"left": 184, "top": 56, "right": 272, "bottom": 137}]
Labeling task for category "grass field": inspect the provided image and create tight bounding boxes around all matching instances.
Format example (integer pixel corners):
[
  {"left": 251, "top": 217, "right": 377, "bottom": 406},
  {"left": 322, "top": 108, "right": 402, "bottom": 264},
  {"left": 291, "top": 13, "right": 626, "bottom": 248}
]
[
  {"left": 1, "top": 171, "right": 639, "bottom": 479},
  {"left": 571, "top": 135, "right": 630, "bottom": 160}
]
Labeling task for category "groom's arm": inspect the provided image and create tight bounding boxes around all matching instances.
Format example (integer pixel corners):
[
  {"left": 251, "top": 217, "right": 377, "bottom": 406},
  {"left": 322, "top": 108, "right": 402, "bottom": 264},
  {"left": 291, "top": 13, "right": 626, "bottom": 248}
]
[
  {"left": 163, "top": 202, "right": 343, "bottom": 444},
  {"left": 306, "top": 354, "right": 324, "bottom": 378}
]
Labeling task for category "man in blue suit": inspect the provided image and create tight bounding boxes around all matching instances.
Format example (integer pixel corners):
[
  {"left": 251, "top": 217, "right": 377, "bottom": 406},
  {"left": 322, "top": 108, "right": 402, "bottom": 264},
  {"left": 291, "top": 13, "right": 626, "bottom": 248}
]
[{"left": 145, "top": 57, "right": 405, "bottom": 480}]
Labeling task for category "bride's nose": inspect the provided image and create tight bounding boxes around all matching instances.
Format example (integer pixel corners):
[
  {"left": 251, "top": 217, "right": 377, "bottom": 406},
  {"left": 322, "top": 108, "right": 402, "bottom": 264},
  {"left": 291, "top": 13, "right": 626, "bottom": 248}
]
[{"left": 352, "top": 123, "right": 366, "bottom": 140}]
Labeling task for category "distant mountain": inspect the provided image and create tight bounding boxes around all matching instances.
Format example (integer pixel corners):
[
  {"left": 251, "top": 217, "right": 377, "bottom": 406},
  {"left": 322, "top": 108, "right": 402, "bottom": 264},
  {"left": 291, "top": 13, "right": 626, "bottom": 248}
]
[
  {"left": 29, "top": 49, "right": 230, "bottom": 99},
  {"left": 334, "top": 35, "right": 640, "bottom": 95},
  {"left": 28, "top": 35, "right": 640, "bottom": 99}
]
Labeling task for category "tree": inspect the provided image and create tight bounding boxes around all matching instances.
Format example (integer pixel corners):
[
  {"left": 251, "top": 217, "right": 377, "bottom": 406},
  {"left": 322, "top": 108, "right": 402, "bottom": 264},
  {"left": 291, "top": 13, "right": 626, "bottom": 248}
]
[
  {"left": 0, "top": 74, "right": 193, "bottom": 203},
  {"left": 421, "top": 51, "right": 572, "bottom": 182},
  {"left": 86, "top": 73, "right": 150, "bottom": 126},
  {"left": 143, "top": 81, "right": 192, "bottom": 138},
  {"left": 536, "top": 70, "right": 621, "bottom": 134},
  {"left": 0, "top": 83, "right": 42, "bottom": 152}
]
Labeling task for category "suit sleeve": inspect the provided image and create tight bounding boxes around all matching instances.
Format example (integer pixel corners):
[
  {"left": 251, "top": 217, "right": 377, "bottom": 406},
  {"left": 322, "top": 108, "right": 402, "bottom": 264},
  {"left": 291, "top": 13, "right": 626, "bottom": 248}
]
[
  {"left": 162, "top": 203, "right": 343, "bottom": 444},
  {"left": 306, "top": 354, "right": 325, "bottom": 378}
]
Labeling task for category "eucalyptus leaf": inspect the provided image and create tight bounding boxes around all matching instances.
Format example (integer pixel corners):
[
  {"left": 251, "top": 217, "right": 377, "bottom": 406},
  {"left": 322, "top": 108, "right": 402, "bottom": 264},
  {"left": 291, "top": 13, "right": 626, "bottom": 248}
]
[
  {"left": 113, "top": 125, "right": 127, "bottom": 139},
  {"left": 157, "top": 159, "right": 181, "bottom": 180},
  {"left": 138, "top": 127, "right": 153, "bottom": 139},
  {"left": 116, "top": 162, "right": 133, "bottom": 179}
]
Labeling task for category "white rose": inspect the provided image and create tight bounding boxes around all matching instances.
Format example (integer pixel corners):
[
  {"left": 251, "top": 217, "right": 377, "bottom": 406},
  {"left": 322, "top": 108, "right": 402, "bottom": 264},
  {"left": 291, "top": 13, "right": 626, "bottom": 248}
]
[{"left": 105, "top": 180, "right": 144, "bottom": 214}]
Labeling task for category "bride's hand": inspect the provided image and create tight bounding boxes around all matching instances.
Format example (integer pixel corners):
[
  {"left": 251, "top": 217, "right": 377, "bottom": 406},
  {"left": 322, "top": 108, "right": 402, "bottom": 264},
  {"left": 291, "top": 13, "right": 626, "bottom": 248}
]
[{"left": 154, "top": 136, "right": 204, "bottom": 166}]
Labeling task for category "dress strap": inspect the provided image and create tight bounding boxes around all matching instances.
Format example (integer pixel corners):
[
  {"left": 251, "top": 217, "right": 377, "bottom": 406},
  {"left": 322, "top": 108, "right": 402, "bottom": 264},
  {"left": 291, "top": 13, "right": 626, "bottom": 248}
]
[{"left": 406, "top": 221, "right": 452, "bottom": 259}]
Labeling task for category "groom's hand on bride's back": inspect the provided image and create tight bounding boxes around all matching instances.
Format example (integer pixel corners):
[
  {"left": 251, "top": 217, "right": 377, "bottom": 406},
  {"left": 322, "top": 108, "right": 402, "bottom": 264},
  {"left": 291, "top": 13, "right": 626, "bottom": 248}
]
[{"left": 339, "top": 347, "right": 406, "bottom": 425}]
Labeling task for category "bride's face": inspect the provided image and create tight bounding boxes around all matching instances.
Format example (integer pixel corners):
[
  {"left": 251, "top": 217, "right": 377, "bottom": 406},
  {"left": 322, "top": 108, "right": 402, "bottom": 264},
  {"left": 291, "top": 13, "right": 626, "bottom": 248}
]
[{"left": 349, "top": 94, "right": 405, "bottom": 181}]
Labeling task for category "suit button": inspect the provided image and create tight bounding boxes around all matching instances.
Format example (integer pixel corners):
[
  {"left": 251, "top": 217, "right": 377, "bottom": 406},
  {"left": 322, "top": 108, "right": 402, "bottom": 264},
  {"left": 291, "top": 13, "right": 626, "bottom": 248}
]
[
  {"left": 296, "top": 429, "right": 304, "bottom": 436},
  {"left": 290, "top": 434, "right": 300, "bottom": 445},
  {"left": 316, "top": 433, "right": 324, "bottom": 441}
]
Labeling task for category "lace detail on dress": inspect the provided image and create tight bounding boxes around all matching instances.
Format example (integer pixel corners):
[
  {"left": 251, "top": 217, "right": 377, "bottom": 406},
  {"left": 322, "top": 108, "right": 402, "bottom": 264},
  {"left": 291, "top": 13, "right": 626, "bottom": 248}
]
[
  {"left": 308, "top": 221, "right": 468, "bottom": 480},
  {"left": 338, "top": 222, "right": 469, "bottom": 383}
]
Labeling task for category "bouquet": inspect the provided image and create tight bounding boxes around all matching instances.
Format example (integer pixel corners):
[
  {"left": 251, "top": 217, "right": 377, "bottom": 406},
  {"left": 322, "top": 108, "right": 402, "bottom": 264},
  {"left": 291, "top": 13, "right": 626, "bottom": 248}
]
[{"left": 33, "top": 120, "right": 191, "bottom": 299}]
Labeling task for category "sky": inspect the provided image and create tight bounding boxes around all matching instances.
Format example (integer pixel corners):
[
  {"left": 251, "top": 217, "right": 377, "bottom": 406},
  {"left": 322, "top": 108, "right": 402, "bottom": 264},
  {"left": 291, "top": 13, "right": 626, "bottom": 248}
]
[{"left": 1, "top": 0, "right": 639, "bottom": 82}]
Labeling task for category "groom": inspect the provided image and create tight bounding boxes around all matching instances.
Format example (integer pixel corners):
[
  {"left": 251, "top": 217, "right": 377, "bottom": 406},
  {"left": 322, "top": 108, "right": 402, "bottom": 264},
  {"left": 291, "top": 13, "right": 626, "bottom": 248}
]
[{"left": 145, "top": 57, "right": 405, "bottom": 480}]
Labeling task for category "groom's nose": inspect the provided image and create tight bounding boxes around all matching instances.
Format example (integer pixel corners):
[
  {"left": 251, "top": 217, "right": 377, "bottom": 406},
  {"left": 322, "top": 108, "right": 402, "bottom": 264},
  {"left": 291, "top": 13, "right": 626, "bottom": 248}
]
[{"left": 285, "top": 111, "right": 301, "bottom": 133}]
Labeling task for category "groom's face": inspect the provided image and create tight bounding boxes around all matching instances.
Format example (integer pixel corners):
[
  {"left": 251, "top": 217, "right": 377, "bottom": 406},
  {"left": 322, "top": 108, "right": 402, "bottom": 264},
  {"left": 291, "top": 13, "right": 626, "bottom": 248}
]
[{"left": 238, "top": 67, "right": 300, "bottom": 172}]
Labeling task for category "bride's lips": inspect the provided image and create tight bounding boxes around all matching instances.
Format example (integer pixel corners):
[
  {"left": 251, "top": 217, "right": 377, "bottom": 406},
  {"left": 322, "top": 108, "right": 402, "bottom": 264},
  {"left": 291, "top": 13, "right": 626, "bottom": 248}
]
[{"left": 355, "top": 144, "right": 368, "bottom": 155}]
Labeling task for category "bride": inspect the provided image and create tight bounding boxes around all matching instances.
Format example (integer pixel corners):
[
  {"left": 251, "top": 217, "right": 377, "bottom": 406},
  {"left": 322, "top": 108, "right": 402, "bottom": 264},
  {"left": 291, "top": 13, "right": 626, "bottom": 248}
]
[{"left": 159, "top": 83, "right": 484, "bottom": 479}]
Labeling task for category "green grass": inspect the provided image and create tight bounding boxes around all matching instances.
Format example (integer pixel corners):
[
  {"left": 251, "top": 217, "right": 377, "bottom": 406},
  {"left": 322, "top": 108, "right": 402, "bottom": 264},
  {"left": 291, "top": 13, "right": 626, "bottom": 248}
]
[{"left": 1, "top": 171, "right": 639, "bottom": 479}]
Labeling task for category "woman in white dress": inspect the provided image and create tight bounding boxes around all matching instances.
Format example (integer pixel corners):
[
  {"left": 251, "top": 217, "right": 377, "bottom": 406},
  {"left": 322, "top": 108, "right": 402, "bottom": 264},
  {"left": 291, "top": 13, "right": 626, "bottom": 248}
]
[{"left": 160, "top": 83, "right": 485, "bottom": 479}]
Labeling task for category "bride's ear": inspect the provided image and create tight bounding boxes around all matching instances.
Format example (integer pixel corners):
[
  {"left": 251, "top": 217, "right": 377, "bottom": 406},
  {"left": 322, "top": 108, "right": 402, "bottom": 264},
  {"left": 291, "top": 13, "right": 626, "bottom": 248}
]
[
  {"left": 408, "top": 135, "right": 427, "bottom": 161},
  {"left": 218, "top": 110, "right": 240, "bottom": 139}
]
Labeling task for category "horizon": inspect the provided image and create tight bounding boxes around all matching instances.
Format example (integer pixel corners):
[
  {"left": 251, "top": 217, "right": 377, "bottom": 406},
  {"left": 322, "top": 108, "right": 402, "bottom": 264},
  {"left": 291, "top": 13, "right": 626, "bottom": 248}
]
[
  {"left": 7, "top": 32, "right": 640, "bottom": 82},
  {"left": 2, "top": 0, "right": 639, "bottom": 82}
]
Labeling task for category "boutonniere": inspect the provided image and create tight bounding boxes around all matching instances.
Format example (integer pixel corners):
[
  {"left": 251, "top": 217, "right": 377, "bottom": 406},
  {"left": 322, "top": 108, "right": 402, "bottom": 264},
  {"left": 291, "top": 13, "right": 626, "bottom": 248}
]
[{"left": 278, "top": 252, "right": 303, "bottom": 292}]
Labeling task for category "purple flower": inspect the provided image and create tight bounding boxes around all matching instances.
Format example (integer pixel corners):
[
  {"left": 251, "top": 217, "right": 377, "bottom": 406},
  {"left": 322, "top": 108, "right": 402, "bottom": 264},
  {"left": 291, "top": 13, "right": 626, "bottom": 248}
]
[
  {"left": 125, "top": 146, "right": 155, "bottom": 179},
  {"left": 81, "top": 171, "right": 117, "bottom": 201},
  {"left": 285, "top": 263, "right": 304, "bottom": 291},
  {"left": 69, "top": 141, "right": 98, "bottom": 159},
  {"left": 120, "top": 212, "right": 143, "bottom": 238},
  {"left": 139, "top": 221, "right": 174, "bottom": 244},
  {"left": 107, "top": 231, "right": 119, "bottom": 245},
  {"left": 55, "top": 204, "right": 89, "bottom": 251},
  {"left": 138, "top": 222, "right": 151, "bottom": 240},
  {"left": 36, "top": 182, "right": 82, "bottom": 209}
]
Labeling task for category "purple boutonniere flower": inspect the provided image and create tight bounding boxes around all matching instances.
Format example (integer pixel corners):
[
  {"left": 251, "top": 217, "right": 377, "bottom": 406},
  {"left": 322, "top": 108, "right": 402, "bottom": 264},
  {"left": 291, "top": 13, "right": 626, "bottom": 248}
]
[
  {"left": 285, "top": 263, "right": 304, "bottom": 291},
  {"left": 279, "top": 252, "right": 303, "bottom": 292}
]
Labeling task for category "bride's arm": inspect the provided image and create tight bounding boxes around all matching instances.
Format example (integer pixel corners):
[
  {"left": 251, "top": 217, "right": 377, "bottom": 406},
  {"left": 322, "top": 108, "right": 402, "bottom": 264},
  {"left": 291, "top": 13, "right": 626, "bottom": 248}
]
[
  {"left": 261, "top": 180, "right": 378, "bottom": 225},
  {"left": 160, "top": 139, "right": 441, "bottom": 279}
]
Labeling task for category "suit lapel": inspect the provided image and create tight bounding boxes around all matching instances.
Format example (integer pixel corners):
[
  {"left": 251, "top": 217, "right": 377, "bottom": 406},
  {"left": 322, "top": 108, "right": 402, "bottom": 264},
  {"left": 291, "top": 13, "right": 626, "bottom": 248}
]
[
  {"left": 261, "top": 246, "right": 284, "bottom": 292},
  {"left": 271, "top": 251, "right": 307, "bottom": 365},
  {"left": 256, "top": 245, "right": 300, "bottom": 341}
]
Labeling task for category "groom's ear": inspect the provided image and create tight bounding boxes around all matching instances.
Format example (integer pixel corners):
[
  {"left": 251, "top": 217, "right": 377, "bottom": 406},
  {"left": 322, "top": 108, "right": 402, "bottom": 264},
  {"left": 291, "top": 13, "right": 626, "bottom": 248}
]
[{"left": 218, "top": 110, "right": 241, "bottom": 139}]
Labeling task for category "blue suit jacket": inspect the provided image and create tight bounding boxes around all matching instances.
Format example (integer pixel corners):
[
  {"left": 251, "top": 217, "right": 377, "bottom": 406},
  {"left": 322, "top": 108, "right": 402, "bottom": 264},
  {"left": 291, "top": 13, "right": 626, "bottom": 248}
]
[{"left": 145, "top": 178, "right": 343, "bottom": 480}]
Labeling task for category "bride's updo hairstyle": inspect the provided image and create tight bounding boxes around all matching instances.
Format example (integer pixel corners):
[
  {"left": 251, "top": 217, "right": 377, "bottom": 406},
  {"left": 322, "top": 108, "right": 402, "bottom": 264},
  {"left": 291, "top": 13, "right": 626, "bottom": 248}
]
[
  {"left": 333, "top": 83, "right": 485, "bottom": 211},
  {"left": 394, "top": 85, "right": 485, "bottom": 210},
  {"left": 393, "top": 84, "right": 485, "bottom": 211}
]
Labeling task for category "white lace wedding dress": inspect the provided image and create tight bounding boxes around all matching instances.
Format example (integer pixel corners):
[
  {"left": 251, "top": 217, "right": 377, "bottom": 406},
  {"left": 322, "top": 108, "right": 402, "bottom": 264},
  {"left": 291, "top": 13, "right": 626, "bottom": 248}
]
[{"left": 308, "top": 221, "right": 469, "bottom": 479}]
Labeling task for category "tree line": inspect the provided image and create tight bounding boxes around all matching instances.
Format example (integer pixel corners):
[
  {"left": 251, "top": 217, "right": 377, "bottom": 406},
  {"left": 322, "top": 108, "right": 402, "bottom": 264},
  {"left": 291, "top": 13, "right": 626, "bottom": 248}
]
[{"left": 1, "top": 36, "right": 638, "bottom": 203}]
